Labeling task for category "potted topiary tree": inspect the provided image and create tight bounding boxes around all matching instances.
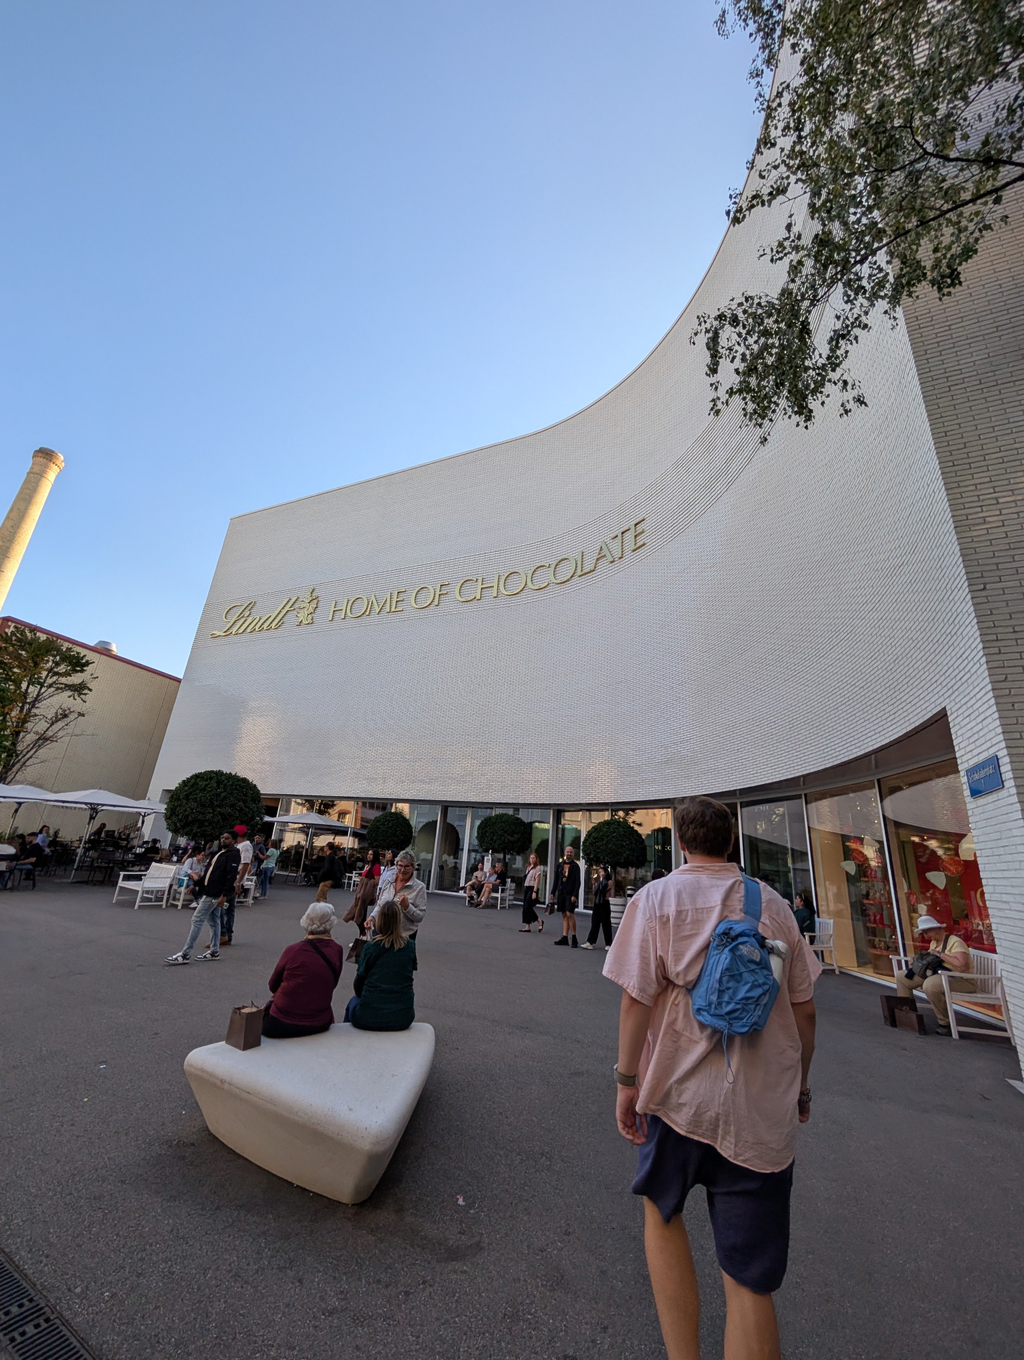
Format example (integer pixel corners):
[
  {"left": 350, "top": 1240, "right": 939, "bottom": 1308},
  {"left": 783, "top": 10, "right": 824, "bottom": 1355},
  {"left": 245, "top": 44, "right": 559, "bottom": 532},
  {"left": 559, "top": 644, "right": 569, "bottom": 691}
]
[
  {"left": 164, "top": 770, "right": 267, "bottom": 847},
  {"left": 475, "top": 813, "right": 532, "bottom": 901},
  {"left": 366, "top": 810, "right": 414, "bottom": 855},
  {"left": 581, "top": 815, "right": 648, "bottom": 930}
]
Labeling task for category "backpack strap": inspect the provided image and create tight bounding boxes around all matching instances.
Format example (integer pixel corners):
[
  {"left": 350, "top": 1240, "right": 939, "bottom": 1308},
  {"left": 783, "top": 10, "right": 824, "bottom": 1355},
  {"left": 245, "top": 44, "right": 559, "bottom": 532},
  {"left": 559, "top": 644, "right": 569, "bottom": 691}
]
[
  {"left": 741, "top": 874, "right": 762, "bottom": 927},
  {"left": 307, "top": 939, "right": 342, "bottom": 986}
]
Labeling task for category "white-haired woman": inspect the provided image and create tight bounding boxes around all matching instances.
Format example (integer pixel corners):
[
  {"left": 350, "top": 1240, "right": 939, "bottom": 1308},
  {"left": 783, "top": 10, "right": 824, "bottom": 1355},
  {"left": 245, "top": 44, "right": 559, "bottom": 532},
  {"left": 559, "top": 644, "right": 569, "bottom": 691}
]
[
  {"left": 263, "top": 902, "right": 345, "bottom": 1039},
  {"left": 366, "top": 849, "right": 427, "bottom": 941}
]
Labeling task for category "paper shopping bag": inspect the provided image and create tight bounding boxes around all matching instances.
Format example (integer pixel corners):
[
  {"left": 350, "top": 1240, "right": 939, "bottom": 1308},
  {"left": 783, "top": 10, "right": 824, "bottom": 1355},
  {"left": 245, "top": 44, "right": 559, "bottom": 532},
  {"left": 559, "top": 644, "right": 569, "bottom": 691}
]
[{"left": 226, "top": 1004, "right": 263, "bottom": 1050}]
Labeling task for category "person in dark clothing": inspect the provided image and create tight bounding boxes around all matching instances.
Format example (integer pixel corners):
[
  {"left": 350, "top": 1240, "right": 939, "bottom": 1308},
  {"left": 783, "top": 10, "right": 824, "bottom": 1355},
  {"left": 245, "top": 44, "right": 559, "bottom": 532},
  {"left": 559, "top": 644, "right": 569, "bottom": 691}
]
[
  {"left": 263, "top": 903, "right": 345, "bottom": 1037},
  {"left": 792, "top": 892, "right": 815, "bottom": 938},
  {"left": 549, "top": 845, "right": 582, "bottom": 948},
  {"left": 315, "top": 842, "right": 343, "bottom": 903},
  {"left": 344, "top": 900, "right": 416, "bottom": 1031},
  {"left": 165, "top": 830, "right": 241, "bottom": 963},
  {"left": 582, "top": 865, "right": 613, "bottom": 949}
]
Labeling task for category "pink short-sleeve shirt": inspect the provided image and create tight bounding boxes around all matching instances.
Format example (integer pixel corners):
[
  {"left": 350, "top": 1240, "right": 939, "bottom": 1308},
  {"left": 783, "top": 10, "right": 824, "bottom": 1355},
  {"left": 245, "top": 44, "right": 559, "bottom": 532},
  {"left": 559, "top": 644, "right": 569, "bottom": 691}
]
[{"left": 603, "top": 862, "right": 820, "bottom": 1174}]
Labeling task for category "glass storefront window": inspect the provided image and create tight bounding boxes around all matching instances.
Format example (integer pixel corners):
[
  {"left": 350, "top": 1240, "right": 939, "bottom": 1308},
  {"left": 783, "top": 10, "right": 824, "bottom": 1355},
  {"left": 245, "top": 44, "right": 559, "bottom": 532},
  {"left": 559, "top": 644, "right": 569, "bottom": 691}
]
[
  {"left": 392, "top": 802, "right": 441, "bottom": 886},
  {"left": 740, "top": 799, "right": 812, "bottom": 907},
  {"left": 502, "top": 808, "right": 550, "bottom": 899},
  {"left": 881, "top": 761, "right": 992, "bottom": 953},
  {"left": 807, "top": 783, "right": 899, "bottom": 976},
  {"left": 435, "top": 807, "right": 469, "bottom": 891}
]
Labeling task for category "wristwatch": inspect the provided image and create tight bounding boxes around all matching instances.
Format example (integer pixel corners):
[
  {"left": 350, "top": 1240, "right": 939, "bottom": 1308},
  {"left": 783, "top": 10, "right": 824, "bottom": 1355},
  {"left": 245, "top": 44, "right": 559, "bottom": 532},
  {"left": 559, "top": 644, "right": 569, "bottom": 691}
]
[{"left": 613, "top": 1065, "right": 637, "bottom": 1087}]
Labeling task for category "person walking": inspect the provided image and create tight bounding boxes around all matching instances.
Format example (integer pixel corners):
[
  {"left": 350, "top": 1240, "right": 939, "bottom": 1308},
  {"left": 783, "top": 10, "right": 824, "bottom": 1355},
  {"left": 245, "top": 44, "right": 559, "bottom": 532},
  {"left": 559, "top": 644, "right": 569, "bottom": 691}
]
[
  {"left": 550, "top": 844, "right": 581, "bottom": 948},
  {"left": 263, "top": 902, "right": 345, "bottom": 1038},
  {"left": 604, "top": 796, "right": 819, "bottom": 1360},
  {"left": 221, "top": 824, "right": 252, "bottom": 947},
  {"left": 166, "top": 830, "right": 241, "bottom": 964},
  {"left": 345, "top": 847, "right": 382, "bottom": 933},
  {"left": 519, "top": 852, "right": 545, "bottom": 933},
  {"left": 251, "top": 832, "right": 268, "bottom": 887},
  {"left": 260, "top": 841, "right": 279, "bottom": 898},
  {"left": 315, "top": 842, "right": 343, "bottom": 903},
  {"left": 582, "top": 865, "right": 613, "bottom": 949}
]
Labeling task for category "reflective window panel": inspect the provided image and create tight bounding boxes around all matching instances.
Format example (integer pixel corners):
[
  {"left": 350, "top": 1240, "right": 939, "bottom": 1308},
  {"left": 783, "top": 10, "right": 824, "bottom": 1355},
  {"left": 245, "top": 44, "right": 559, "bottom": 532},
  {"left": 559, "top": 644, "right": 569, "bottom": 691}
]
[
  {"left": 806, "top": 783, "right": 899, "bottom": 975},
  {"left": 880, "top": 761, "right": 993, "bottom": 952},
  {"left": 740, "top": 799, "right": 812, "bottom": 908}
]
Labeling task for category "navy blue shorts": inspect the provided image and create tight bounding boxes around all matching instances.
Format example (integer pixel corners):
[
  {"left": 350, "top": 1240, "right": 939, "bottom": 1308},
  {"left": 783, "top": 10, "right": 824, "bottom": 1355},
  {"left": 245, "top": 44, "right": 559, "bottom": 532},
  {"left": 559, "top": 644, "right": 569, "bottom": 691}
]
[{"left": 632, "top": 1114, "right": 793, "bottom": 1294}]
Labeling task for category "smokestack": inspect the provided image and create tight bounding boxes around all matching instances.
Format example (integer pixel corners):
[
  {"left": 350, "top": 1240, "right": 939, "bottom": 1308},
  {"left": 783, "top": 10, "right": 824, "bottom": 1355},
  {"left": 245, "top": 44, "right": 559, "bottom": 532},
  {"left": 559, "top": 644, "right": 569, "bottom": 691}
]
[{"left": 0, "top": 447, "right": 65, "bottom": 611}]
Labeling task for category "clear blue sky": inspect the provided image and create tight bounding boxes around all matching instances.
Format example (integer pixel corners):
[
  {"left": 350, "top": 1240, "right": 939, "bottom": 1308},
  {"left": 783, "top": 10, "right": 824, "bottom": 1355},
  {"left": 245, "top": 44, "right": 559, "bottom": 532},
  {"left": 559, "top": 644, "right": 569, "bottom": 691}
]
[{"left": 0, "top": 1, "right": 757, "bottom": 676}]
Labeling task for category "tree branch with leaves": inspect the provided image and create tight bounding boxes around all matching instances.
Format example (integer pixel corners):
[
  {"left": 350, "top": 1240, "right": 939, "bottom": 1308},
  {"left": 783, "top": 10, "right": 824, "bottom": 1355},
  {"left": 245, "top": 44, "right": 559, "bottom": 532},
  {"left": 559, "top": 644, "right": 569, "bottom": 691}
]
[
  {"left": 693, "top": 0, "right": 1024, "bottom": 433},
  {"left": 0, "top": 624, "right": 94, "bottom": 784}
]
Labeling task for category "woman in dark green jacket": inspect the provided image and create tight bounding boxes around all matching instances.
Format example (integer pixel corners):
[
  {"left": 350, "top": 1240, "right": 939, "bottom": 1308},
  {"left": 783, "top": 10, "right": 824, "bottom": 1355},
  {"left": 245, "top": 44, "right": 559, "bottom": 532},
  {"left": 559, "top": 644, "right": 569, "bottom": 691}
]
[{"left": 343, "top": 900, "right": 416, "bottom": 1031}]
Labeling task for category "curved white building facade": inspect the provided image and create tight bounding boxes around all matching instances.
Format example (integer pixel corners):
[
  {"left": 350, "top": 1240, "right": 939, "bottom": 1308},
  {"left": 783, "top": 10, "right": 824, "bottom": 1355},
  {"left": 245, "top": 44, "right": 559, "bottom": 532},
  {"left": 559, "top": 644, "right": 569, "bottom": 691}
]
[{"left": 152, "top": 170, "right": 1024, "bottom": 1040}]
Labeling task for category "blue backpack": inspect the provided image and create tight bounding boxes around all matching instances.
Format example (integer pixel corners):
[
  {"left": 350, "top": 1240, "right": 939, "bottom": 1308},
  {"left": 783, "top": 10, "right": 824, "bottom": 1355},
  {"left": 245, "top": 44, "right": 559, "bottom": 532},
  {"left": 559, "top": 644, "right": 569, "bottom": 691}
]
[{"left": 689, "top": 875, "right": 780, "bottom": 1040}]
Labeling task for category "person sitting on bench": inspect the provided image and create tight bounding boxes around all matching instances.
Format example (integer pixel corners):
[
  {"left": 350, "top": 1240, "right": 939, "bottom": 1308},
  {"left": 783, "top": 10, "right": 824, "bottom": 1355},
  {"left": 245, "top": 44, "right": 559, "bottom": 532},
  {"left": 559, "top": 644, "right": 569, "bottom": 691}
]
[
  {"left": 344, "top": 900, "right": 416, "bottom": 1032},
  {"left": 895, "top": 913, "right": 975, "bottom": 1036},
  {"left": 263, "top": 903, "right": 345, "bottom": 1039}
]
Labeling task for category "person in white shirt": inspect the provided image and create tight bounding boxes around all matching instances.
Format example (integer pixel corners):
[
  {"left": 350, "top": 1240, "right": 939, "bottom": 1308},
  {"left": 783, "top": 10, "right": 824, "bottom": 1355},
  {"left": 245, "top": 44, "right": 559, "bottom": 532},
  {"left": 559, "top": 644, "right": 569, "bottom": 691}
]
[
  {"left": 35, "top": 825, "right": 51, "bottom": 849},
  {"left": 222, "top": 824, "right": 254, "bottom": 946}
]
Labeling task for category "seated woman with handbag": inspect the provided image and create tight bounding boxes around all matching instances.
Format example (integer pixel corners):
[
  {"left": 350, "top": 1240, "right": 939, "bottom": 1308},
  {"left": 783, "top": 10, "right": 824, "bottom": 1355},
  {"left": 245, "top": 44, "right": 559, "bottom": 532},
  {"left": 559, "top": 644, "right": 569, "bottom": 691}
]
[
  {"left": 344, "top": 900, "right": 416, "bottom": 1032},
  {"left": 263, "top": 903, "right": 345, "bottom": 1038}
]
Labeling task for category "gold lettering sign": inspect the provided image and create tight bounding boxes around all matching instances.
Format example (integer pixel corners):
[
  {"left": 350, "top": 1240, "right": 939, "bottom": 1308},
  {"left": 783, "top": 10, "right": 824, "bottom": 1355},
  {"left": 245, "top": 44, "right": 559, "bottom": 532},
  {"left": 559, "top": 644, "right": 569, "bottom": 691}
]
[{"left": 211, "top": 519, "right": 646, "bottom": 640}]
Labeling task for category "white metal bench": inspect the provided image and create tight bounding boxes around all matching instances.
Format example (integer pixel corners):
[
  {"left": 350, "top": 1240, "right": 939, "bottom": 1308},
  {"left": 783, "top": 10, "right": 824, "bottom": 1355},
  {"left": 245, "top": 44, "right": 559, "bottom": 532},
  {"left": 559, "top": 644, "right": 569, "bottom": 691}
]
[
  {"left": 890, "top": 947, "right": 1015, "bottom": 1045},
  {"left": 184, "top": 1022, "right": 435, "bottom": 1203},
  {"left": 113, "top": 862, "right": 176, "bottom": 909},
  {"left": 806, "top": 916, "right": 839, "bottom": 974}
]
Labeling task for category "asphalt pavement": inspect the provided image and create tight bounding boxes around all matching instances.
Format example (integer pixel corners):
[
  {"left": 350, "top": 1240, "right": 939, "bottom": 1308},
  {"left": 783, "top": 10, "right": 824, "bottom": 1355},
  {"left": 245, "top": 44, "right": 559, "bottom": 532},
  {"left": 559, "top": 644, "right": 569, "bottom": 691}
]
[{"left": 1, "top": 877, "right": 1021, "bottom": 1359}]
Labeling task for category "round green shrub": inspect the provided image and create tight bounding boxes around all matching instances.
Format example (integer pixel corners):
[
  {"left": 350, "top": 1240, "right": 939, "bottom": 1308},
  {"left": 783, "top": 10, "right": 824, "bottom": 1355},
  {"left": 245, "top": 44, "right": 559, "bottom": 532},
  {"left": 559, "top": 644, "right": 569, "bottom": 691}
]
[
  {"left": 366, "top": 810, "right": 414, "bottom": 853},
  {"left": 475, "top": 813, "right": 531, "bottom": 861},
  {"left": 164, "top": 770, "right": 267, "bottom": 845},
  {"left": 581, "top": 817, "right": 648, "bottom": 870}
]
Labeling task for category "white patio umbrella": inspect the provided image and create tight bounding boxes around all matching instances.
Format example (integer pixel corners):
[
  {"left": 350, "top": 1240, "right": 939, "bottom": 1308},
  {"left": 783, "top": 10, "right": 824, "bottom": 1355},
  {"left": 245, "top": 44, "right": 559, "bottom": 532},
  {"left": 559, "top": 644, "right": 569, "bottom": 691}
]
[
  {"left": 0, "top": 783, "right": 60, "bottom": 838},
  {"left": 37, "top": 789, "right": 167, "bottom": 872},
  {"left": 266, "top": 812, "right": 365, "bottom": 882}
]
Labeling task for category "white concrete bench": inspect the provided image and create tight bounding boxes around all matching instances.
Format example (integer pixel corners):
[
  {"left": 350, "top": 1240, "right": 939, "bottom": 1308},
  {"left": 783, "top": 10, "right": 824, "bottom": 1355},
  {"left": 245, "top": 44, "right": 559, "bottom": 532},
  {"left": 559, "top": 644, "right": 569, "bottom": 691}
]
[{"left": 184, "top": 1022, "right": 435, "bottom": 1203}]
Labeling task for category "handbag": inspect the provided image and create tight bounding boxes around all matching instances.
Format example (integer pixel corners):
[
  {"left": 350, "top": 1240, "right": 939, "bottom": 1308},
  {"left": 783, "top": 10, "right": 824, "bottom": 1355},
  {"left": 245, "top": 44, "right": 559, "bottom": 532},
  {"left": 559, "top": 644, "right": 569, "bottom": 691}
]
[
  {"left": 346, "top": 936, "right": 366, "bottom": 964},
  {"left": 225, "top": 1004, "right": 263, "bottom": 1050}
]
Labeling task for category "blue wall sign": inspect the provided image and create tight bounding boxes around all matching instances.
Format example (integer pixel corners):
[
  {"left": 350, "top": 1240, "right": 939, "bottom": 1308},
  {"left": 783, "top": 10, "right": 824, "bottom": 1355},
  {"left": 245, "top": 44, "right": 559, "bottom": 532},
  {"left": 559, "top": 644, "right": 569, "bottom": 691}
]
[{"left": 966, "top": 755, "right": 1004, "bottom": 798}]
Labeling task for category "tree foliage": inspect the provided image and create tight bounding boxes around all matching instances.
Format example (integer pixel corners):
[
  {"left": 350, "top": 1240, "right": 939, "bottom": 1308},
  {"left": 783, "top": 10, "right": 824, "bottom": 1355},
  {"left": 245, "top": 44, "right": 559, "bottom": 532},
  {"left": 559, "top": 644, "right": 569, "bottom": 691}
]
[
  {"left": 475, "top": 813, "right": 532, "bottom": 861},
  {"left": 366, "top": 810, "right": 414, "bottom": 853},
  {"left": 581, "top": 817, "right": 648, "bottom": 871},
  {"left": 0, "top": 624, "right": 93, "bottom": 784},
  {"left": 164, "top": 769, "right": 267, "bottom": 844},
  {"left": 694, "top": 0, "right": 1024, "bottom": 431}
]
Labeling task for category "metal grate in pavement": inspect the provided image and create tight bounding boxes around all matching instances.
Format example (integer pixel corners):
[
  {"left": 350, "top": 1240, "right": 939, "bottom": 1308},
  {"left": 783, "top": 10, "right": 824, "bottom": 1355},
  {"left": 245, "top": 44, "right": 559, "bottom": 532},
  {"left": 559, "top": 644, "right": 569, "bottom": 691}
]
[{"left": 0, "top": 1250, "right": 99, "bottom": 1360}]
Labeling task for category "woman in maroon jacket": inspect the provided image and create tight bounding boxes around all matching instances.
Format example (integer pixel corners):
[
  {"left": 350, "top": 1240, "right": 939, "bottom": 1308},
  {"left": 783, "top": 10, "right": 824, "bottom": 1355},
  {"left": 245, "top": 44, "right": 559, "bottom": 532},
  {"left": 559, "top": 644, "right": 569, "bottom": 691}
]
[{"left": 263, "top": 903, "right": 345, "bottom": 1038}]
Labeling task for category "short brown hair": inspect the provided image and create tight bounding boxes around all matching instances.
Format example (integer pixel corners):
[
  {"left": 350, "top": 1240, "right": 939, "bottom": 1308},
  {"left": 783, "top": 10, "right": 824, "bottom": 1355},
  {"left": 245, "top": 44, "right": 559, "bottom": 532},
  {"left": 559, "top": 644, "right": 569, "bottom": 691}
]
[{"left": 674, "top": 797, "right": 735, "bottom": 857}]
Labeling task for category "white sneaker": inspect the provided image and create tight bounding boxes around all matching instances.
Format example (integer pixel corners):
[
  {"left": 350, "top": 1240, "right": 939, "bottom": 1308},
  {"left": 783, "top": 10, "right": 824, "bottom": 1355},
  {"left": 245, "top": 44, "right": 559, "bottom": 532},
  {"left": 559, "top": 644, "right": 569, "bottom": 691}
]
[
  {"left": 580, "top": 942, "right": 595, "bottom": 950},
  {"left": 604, "top": 945, "right": 612, "bottom": 950},
  {"left": 165, "top": 952, "right": 190, "bottom": 965}
]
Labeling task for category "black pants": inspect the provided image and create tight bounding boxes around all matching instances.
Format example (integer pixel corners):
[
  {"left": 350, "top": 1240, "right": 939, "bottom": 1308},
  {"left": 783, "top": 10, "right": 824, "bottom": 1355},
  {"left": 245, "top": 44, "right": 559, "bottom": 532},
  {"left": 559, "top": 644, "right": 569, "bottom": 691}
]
[
  {"left": 522, "top": 886, "right": 539, "bottom": 925},
  {"left": 587, "top": 900, "right": 612, "bottom": 946},
  {"left": 262, "top": 1008, "right": 331, "bottom": 1039},
  {"left": 220, "top": 894, "right": 236, "bottom": 941}
]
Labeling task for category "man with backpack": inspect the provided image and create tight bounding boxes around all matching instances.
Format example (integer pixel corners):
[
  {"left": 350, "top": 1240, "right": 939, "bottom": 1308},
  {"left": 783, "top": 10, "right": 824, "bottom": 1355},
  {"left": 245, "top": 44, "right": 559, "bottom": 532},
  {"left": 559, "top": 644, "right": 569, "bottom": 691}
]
[{"left": 604, "top": 796, "right": 819, "bottom": 1360}]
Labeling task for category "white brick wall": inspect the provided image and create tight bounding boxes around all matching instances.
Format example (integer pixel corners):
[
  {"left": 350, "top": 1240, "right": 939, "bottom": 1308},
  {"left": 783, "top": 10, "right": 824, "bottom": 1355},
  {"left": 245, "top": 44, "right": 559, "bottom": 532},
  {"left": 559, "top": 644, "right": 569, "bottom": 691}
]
[{"left": 151, "top": 165, "right": 1024, "bottom": 1056}]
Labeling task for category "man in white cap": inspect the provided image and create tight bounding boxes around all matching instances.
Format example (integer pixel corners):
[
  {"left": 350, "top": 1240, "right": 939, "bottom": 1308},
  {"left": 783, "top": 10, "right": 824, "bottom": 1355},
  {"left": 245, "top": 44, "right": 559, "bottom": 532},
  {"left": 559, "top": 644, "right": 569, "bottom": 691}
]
[{"left": 896, "top": 915, "right": 975, "bottom": 1035}]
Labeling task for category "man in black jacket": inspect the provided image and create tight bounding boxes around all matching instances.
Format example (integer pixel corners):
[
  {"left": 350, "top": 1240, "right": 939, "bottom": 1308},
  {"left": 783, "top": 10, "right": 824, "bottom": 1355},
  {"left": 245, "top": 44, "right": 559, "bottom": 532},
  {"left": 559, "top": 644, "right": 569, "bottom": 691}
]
[
  {"left": 166, "top": 831, "right": 241, "bottom": 964},
  {"left": 550, "top": 845, "right": 582, "bottom": 949}
]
